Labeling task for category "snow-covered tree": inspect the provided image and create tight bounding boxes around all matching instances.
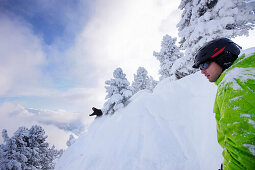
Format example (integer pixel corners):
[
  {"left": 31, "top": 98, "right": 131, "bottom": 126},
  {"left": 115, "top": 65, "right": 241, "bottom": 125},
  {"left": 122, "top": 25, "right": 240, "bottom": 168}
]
[
  {"left": 0, "top": 125, "right": 62, "bottom": 170},
  {"left": 153, "top": 35, "right": 184, "bottom": 80},
  {"left": 66, "top": 134, "right": 76, "bottom": 147},
  {"left": 102, "top": 67, "right": 133, "bottom": 115},
  {"left": 177, "top": 0, "right": 255, "bottom": 76},
  {"left": 132, "top": 67, "right": 158, "bottom": 93},
  {"left": 132, "top": 67, "right": 149, "bottom": 93},
  {"left": 147, "top": 76, "right": 158, "bottom": 91}
]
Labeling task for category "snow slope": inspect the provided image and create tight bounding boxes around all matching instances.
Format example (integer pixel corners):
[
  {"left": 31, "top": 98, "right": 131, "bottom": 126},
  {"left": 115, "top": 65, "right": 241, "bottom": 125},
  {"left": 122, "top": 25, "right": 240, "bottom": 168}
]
[{"left": 55, "top": 72, "right": 223, "bottom": 170}]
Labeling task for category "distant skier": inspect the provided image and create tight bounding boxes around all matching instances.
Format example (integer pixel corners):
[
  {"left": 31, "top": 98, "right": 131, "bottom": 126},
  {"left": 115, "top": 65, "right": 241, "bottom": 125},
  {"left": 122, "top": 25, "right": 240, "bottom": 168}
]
[
  {"left": 89, "top": 107, "right": 103, "bottom": 118},
  {"left": 193, "top": 38, "right": 255, "bottom": 169}
]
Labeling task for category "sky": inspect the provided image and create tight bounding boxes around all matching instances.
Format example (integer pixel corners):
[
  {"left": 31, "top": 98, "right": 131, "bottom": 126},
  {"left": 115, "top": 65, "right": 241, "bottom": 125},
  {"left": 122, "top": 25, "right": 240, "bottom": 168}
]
[{"left": 0, "top": 0, "right": 255, "bottom": 149}]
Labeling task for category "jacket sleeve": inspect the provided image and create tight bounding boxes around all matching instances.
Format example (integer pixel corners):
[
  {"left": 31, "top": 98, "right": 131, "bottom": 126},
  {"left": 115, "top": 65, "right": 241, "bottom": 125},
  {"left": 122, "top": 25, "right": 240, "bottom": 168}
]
[{"left": 216, "top": 81, "right": 255, "bottom": 170}]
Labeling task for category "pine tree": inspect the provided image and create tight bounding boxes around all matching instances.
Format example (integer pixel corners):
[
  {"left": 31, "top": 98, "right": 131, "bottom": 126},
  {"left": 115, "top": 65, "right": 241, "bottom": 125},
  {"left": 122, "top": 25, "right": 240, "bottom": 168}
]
[
  {"left": 153, "top": 35, "right": 184, "bottom": 80},
  {"left": 0, "top": 125, "right": 62, "bottom": 170},
  {"left": 147, "top": 76, "right": 158, "bottom": 91},
  {"left": 132, "top": 67, "right": 158, "bottom": 93},
  {"left": 102, "top": 68, "right": 133, "bottom": 115},
  {"left": 132, "top": 67, "right": 149, "bottom": 93},
  {"left": 176, "top": 0, "right": 255, "bottom": 77}
]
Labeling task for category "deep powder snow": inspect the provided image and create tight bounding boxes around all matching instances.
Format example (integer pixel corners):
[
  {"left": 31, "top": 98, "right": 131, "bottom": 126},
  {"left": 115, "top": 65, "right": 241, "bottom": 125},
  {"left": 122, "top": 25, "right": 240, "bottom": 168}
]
[{"left": 55, "top": 72, "right": 223, "bottom": 170}]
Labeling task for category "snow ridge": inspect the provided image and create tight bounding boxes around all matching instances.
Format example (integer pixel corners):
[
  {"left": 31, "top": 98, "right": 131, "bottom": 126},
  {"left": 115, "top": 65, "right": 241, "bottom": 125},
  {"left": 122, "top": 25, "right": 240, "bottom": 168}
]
[{"left": 55, "top": 72, "right": 222, "bottom": 170}]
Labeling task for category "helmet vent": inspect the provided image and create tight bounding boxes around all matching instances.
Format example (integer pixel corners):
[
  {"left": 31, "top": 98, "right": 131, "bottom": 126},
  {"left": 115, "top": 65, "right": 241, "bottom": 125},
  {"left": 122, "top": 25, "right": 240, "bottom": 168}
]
[
  {"left": 210, "top": 46, "right": 226, "bottom": 58},
  {"left": 213, "top": 48, "right": 218, "bottom": 52}
]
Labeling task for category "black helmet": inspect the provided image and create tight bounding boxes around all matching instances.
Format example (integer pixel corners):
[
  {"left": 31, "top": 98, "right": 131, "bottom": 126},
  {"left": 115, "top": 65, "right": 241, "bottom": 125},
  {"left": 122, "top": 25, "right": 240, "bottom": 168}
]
[{"left": 193, "top": 38, "right": 241, "bottom": 70}]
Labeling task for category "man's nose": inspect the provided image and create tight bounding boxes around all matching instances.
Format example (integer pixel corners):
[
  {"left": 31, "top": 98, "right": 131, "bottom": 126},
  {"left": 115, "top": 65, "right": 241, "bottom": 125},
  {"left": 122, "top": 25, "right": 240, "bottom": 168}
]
[{"left": 201, "top": 70, "right": 206, "bottom": 74}]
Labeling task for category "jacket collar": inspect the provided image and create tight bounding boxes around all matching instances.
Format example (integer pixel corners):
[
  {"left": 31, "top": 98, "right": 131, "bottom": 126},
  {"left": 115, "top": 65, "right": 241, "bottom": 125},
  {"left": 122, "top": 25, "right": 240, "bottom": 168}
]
[
  {"left": 215, "top": 72, "right": 224, "bottom": 86},
  {"left": 214, "top": 54, "right": 244, "bottom": 86}
]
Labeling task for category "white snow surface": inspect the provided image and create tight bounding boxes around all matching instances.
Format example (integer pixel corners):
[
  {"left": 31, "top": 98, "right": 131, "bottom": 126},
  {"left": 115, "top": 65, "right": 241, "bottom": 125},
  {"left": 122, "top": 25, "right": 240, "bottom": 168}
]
[{"left": 55, "top": 72, "right": 223, "bottom": 170}]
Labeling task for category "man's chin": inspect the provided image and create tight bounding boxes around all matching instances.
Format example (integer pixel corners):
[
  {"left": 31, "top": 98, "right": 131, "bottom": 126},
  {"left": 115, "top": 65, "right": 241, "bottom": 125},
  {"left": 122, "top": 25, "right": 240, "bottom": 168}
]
[
  {"left": 208, "top": 76, "right": 219, "bottom": 82},
  {"left": 208, "top": 77, "right": 216, "bottom": 82}
]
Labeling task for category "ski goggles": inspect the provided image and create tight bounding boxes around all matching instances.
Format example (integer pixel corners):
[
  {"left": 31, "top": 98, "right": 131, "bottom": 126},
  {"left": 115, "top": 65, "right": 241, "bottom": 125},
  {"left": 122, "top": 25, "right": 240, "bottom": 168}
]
[{"left": 199, "top": 61, "right": 211, "bottom": 70}]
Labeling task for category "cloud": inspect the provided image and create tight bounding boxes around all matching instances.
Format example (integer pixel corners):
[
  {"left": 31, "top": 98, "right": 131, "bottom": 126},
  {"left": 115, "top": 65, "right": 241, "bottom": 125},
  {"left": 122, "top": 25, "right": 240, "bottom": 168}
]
[
  {"left": 0, "top": 100, "right": 94, "bottom": 135},
  {"left": 0, "top": 102, "right": 93, "bottom": 149},
  {"left": 26, "top": 107, "right": 91, "bottom": 136},
  {"left": 0, "top": 0, "right": 88, "bottom": 45},
  {"left": 69, "top": 0, "right": 181, "bottom": 84},
  {"left": 0, "top": 14, "right": 46, "bottom": 97},
  {"left": 0, "top": 6, "right": 103, "bottom": 112},
  {"left": 0, "top": 0, "right": 91, "bottom": 97}
]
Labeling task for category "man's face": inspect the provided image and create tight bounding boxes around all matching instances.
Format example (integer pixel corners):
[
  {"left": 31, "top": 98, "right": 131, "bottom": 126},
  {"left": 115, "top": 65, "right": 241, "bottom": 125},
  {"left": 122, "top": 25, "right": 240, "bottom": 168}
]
[{"left": 201, "top": 62, "right": 223, "bottom": 82}]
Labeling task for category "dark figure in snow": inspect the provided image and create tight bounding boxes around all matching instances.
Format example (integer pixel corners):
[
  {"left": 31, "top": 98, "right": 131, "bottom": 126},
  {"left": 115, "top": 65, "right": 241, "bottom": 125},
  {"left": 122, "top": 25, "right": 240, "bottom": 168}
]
[
  {"left": 89, "top": 107, "right": 103, "bottom": 117},
  {"left": 193, "top": 38, "right": 255, "bottom": 169}
]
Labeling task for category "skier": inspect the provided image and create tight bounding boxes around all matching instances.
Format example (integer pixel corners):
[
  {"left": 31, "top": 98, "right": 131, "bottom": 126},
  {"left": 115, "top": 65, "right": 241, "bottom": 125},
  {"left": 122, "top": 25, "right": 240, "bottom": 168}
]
[
  {"left": 89, "top": 107, "right": 103, "bottom": 117},
  {"left": 193, "top": 38, "right": 255, "bottom": 169}
]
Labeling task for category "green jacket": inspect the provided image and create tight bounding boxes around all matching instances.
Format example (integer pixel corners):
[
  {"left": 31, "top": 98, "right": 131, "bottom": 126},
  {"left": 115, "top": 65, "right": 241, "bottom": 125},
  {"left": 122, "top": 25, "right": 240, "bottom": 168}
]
[{"left": 214, "top": 53, "right": 255, "bottom": 170}]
